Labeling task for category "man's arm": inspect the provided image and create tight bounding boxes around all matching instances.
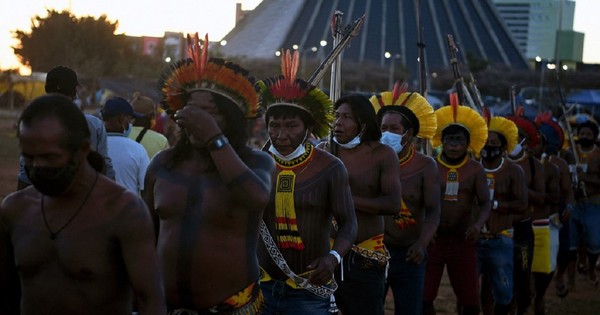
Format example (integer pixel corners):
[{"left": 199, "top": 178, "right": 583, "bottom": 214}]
[
  {"left": 408, "top": 158, "right": 441, "bottom": 264},
  {"left": 467, "top": 166, "right": 492, "bottom": 241},
  {"left": 0, "top": 197, "right": 21, "bottom": 314},
  {"left": 308, "top": 161, "right": 357, "bottom": 285},
  {"left": 176, "top": 106, "right": 274, "bottom": 212},
  {"left": 528, "top": 158, "right": 546, "bottom": 207},
  {"left": 116, "top": 195, "right": 166, "bottom": 315},
  {"left": 545, "top": 164, "right": 561, "bottom": 213},
  {"left": 497, "top": 164, "right": 528, "bottom": 214},
  {"left": 141, "top": 155, "right": 161, "bottom": 238},
  {"left": 352, "top": 145, "right": 402, "bottom": 215}
]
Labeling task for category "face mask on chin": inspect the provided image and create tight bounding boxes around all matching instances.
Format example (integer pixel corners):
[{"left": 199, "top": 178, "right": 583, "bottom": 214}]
[
  {"left": 334, "top": 127, "right": 365, "bottom": 149},
  {"left": 268, "top": 130, "right": 309, "bottom": 161},
  {"left": 508, "top": 138, "right": 526, "bottom": 158},
  {"left": 25, "top": 160, "right": 79, "bottom": 196},
  {"left": 480, "top": 145, "right": 503, "bottom": 162},
  {"left": 380, "top": 131, "right": 405, "bottom": 154}
]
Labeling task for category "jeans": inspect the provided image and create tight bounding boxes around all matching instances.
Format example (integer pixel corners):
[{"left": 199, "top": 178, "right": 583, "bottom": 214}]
[
  {"left": 384, "top": 246, "right": 427, "bottom": 315},
  {"left": 261, "top": 280, "right": 330, "bottom": 315},
  {"left": 570, "top": 202, "right": 600, "bottom": 254},
  {"left": 334, "top": 250, "right": 386, "bottom": 315},
  {"left": 512, "top": 219, "right": 533, "bottom": 315},
  {"left": 478, "top": 236, "right": 514, "bottom": 305}
]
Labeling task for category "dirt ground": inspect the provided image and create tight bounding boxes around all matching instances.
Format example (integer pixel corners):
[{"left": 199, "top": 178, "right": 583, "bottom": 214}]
[{"left": 0, "top": 110, "right": 598, "bottom": 314}]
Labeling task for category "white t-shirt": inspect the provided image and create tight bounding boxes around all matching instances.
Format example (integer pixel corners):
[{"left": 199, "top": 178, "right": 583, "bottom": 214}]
[{"left": 107, "top": 133, "right": 150, "bottom": 194}]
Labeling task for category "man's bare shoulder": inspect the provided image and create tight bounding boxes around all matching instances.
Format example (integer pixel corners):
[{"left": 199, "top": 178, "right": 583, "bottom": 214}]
[
  {"left": 465, "top": 158, "right": 485, "bottom": 171},
  {"left": 0, "top": 187, "right": 37, "bottom": 222},
  {"left": 413, "top": 152, "right": 437, "bottom": 168},
  {"left": 313, "top": 145, "right": 345, "bottom": 165},
  {"left": 96, "top": 175, "right": 145, "bottom": 214},
  {"left": 240, "top": 148, "right": 275, "bottom": 170}
]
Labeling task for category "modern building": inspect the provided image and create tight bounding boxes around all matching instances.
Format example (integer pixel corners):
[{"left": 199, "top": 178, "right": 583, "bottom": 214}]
[
  {"left": 492, "top": 0, "right": 582, "bottom": 62},
  {"left": 220, "top": 0, "right": 529, "bottom": 80}
]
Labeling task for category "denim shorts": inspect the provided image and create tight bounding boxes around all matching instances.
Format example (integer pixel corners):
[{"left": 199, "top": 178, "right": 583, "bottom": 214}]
[{"left": 569, "top": 202, "right": 600, "bottom": 254}]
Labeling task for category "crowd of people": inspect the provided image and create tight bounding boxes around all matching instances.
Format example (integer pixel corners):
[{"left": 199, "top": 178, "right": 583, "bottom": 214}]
[{"left": 0, "top": 33, "right": 598, "bottom": 315}]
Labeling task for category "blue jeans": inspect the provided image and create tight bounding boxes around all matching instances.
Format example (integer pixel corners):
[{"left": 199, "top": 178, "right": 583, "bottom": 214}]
[
  {"left": 384, "top": 246, "right": 426, "bottom": 315},
  {"left": 260, "top": 280, "right": 331, "bottom": 315},
  {"left": 478, "top": 236, "right": 514, "bottom": 305},
  {"left": 334, "top": 251, "right": 386, "bottom": 315},
  {"left": 570, "top": 202, "right": 600, "bottom": 254}
]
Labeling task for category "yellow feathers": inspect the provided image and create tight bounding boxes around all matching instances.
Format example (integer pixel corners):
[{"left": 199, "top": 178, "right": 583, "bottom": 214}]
[
  {"left": 432, "top": 105, "right": 488, "bottom": 154},
  {"left": 488, "top": 116, "right": 519, "bottom": 153}
]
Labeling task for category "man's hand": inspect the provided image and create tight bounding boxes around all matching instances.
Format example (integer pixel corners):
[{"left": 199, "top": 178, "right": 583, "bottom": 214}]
[
  {"left": 406, "top": 243, "right": 426, "bottom": 264},
  {"left": 465, "top": 224, "right": 482, "bottom": 242},
  {"left": 307, "top": 254, "right": 338, "bottom": 286},
  {"left": 174, "top": 106, "right": 222, "bottom": 147}
]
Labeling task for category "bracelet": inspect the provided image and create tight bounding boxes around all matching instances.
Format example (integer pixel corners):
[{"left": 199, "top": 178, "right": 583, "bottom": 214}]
[
  {"left": 329, "top": 250, "right": 341, "bottom": 264},
  {"left": 207, "top": 134, "right": 229, "bottom": 151}
]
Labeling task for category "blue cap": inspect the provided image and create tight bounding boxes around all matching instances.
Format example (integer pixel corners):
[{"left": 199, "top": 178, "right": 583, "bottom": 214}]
[{"left": 101, "top": 97, "right": 144, "bottom": 118}]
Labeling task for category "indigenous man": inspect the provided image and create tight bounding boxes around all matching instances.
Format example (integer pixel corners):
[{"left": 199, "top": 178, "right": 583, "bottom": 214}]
[
  {"left": 570, "top": 120, "right": 600, "bottom": 286},
  {"left": 146, "top": 33, "right": 275, "bottom": 314},
  {"left": 477, "top": 116, "right": 527, "bottom": 315},
  {"left": 0, "top": 94, "right": 165, "bottom": 314},
  {"left": 534, "top": 116, "right": 575, "bottom": 297},
  {"left": 256, "top": 50, "right": 357, "bottom": 314},
  {"left": 370, "top": 83, "right": 441, "bottom": 315},
  {"left": 423, "top": 96, "right": 492, "bottom": 315},
  {"left": 506, "top": 114, "right": 545, "bottom": 315},
  {"left": 320, "top": 93, "right": 401, "bottom": 315}
]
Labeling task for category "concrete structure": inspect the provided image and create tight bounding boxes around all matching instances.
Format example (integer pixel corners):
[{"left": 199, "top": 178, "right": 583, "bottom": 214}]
[{"left": 220, "top": 0, "right": 529, "bottom": 80}]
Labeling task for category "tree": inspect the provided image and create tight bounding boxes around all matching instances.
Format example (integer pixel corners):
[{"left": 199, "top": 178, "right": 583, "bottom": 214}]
[{"left": 13, "top": 10, "right": 129, "bottom": 78}]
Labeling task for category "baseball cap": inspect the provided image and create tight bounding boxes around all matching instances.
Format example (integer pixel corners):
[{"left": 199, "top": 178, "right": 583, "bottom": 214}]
[
  {"left": 101, "top": 97, "right": 144, "bottom": 118},
  {"left": 45, "top": 66, "right": 79, "bottom": 95},
  {"left": 130, "top": 93, "right": 155, "bottom": 115}
]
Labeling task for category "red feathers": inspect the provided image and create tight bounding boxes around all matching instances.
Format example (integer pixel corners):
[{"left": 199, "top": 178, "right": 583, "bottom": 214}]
[{"left": 450, "top": 93, "right": 459, "bottom": 122}]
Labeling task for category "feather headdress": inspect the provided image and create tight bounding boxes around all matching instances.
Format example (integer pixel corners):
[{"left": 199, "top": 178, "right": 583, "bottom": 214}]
[
  {"left": 487, "top": 116, "right": 519, "bottom": 153},
  {"left": 158, "top": 33, "right": 259, "bottom": 118},
  {"left": 256, "top": 50, "right": 333, "bottom": 138},
  {"left": 369, "top": 82, "right": 437, "bottom": 139},
  {"left": 535, "top": 111, "right": 564, "bottom": 153},
  {"left": 506, "top": 107, "right": 541, "bottom": 149},
  {"left": 431, "top": 93, "right": 488, "bottom": 153}
]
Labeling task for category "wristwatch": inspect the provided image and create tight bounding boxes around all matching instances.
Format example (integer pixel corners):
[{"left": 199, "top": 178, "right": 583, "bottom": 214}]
[{"left": 207, "top": 134, "right": 229, "bottom": 151}]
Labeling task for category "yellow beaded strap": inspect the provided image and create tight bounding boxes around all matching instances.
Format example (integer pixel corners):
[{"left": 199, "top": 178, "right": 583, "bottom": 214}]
[
  {"left": 436, "top": 154, "right": 469, "bottom": 201},
  {"left": 272, "top": 143, "right": 315, "bottom": 250}
]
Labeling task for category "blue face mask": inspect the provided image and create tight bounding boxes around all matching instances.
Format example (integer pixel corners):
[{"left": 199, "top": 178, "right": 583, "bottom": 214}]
[{"left": 380, "top": 131, "right": 405, "bottom": 154}]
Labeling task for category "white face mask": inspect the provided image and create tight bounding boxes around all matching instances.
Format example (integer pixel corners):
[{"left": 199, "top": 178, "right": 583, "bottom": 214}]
[
  {"left": 509, "top": 138, "right": 526, "bottom": 157},
  {"left": 124, "top": 123, "right": 133, "bottom": 137},
  {"left": 380, "top": 131, "right": 405, "bottom": 154},
  {"left": 268, "top": 131, "right": 308, "bottom": 161},
  {"left": 334, "top": 127, "right": 365, "bottom": 150}
]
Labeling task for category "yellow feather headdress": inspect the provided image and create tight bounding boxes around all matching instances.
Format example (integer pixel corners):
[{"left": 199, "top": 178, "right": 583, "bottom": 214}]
[
  {"left": 431, "top": 93, "right": 488, "bottom": 153},
  {"left": 369, "top": 82, "right": 437, "bottom": 139},
  {"left": 256, "top": 50, "right": 333, "bottom": 138},
  {"left": 158, "top": 33, "right": 259, "bottom": 118},
  {"left": 487, "top": 116, "right": 519, "bottom": 153}
]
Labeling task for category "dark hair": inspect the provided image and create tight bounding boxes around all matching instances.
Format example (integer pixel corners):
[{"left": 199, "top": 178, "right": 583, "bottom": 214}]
[
  {"left": 335, "top": 94, "right": 381, "bottom": 142},
  {"left": 379, "top": 108, "right": 418, "bottom": 135},
  {"left": 166, "top": 92, "right": 249, "bottom": 169},
  {"left": 441, "top": 124, "right": 471, "bottom": 145},
  {"left": 265, "top": 106, "right": 315, "bottom": 130},
  {"left": 45, "top": 66, "right": 79, "bottom": 98},
  {"left": 577, "top": 120, "right": 599, "bottom": 138},
  {"left": 18, "top": 94, "right": 90, "bottom": 153}
]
